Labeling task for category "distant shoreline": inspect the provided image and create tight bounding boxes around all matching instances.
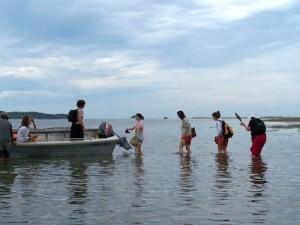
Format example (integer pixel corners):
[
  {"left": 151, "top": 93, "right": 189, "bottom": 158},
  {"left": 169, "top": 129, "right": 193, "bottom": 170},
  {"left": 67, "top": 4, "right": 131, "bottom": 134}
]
[
  {"left": 0, "top": 111, "right": 67, "bottom": 119},
  {"left": 262, "top": 117, "right": 300, "bottom": 122}
]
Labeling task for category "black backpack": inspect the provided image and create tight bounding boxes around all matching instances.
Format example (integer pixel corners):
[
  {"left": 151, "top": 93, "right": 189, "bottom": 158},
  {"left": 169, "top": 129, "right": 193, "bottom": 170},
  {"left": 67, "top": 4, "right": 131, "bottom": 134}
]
[
  {"left": 67, "top": 109, "right": 78, "bottom": 123},
  {"left": 191, "top": 127, "right": 197, "bottom": 138},
  {"left": 221, "top": 120, "right": 234, "bottom": 139},
  {"left": 253, "top": 118, "right": 266, "bottom": 134}
]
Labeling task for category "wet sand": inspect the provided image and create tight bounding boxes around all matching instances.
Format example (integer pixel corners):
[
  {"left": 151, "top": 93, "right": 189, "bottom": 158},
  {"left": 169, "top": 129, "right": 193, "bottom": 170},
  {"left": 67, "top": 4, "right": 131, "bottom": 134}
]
[{"left": 263, "top": 117, "right": 300, "bottom": 129}]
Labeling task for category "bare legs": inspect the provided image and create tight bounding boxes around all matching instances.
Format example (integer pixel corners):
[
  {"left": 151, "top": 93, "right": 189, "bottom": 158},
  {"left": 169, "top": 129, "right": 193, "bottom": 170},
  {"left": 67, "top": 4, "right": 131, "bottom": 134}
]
[
  {"left": 179, "top": 139, "right": 184, "bottom": 154},
  {"left": 215, "top": 136, "right": 228, "bottom": 154},
  {"left": 179, "top": 139, "right": 191, "bottom": 155},
  {"left": 185, "top": 144, "right": 191, "bottom": 155},
  {"left": 135, "top": 142, "right": 142, "bottom": 155}
]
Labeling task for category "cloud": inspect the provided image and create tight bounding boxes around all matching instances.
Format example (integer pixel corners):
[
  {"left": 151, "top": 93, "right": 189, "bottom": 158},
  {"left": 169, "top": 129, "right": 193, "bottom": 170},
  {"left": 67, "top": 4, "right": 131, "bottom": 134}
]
[
  {"left": 0, "top": 0, "right": 299, "bottom": 116},
  {"left": 2, "top": 0, "right": 296, "bottom": 46},
  {"left": 149, "top": 43, "right": 300, "bottom": 109},
  {"left": 70, "top": 53, "right": 166, "bottom": 89},
  {"left": 0, "top": 90, "right": 54, "bottom": 99},
  {"left": 196, "top": 0, "right": 298, "bottom": 21},
  {"left": 0, "top": 66, "right": 44, "bottom": 79},
  {"left": 77, "top": 0, "right": 298, "bottom": 45}
]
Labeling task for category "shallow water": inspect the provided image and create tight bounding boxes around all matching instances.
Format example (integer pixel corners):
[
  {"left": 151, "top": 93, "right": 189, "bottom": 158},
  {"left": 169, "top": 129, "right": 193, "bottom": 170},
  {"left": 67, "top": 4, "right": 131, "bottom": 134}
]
[{"left": 1, "top": 119, "right": 300, "bottom": 225}]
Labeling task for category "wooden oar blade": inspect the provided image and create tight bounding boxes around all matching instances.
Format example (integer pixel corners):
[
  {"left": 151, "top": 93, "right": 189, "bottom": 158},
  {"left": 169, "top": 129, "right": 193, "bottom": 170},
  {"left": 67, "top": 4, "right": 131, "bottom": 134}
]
[{"left": 235, "top": 112, "right": 243, "bottom": 123}]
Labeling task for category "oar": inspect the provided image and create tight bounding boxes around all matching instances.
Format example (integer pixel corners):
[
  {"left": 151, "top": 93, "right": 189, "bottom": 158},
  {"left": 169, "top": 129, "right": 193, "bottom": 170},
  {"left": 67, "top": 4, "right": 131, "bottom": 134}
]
[
  {"left": 32, "top": 118, "right": 37, "bottom": 130},
  {"left": 235, "top": 112, "right": 243, "bottom": 123}
]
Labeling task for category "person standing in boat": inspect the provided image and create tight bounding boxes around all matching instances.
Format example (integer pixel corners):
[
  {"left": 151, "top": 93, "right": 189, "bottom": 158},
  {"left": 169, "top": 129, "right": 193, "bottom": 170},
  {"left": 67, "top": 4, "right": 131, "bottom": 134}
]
[
  {"left": 17, "top": 116, "right": 38, "bottom": 143},
  {"left": 177, "top": 111, "right": 192, "bottom": 155},
  {"left": 240, "top": 115, "right": 267, "bottom": 158},
  {"left": 70, "top": 99, "right": 86, "bottom": 139},
  {"left": 126, "top": 113, "right": 144, "bottom": 154},
  {"left": 0, "top": 112, "right": 13, "bottom": 160},
  {"left": 212, "top": 111, "right": 228, "bottom": 153}
]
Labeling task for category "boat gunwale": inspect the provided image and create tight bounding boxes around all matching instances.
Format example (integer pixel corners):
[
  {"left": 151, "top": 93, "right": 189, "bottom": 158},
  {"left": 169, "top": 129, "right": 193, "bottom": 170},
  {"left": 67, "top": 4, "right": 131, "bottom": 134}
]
[
  {"left": 13, "top": 136, "right": 119, "bottom": 147},
  {"left": 12, "top": 128, "right": 98, "bottom": 134}
]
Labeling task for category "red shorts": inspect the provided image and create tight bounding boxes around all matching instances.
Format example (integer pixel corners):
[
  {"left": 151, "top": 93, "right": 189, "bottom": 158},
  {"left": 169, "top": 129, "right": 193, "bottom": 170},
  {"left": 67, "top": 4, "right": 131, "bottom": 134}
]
[
  {"left": 215, "top": 135, "right": 228, "bottom": 151},
  {"left": 251, "top": 134, "right": 266, "bottom": 157},
  {"left": 182, "top": 135, "right": 192, "bottom": 145}
]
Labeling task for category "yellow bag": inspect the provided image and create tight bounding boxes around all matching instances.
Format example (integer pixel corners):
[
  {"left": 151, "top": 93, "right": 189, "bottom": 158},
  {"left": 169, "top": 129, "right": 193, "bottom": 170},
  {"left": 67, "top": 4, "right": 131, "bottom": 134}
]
[{"left": 130, "top": 136, "right": 139, "bottom": 147}]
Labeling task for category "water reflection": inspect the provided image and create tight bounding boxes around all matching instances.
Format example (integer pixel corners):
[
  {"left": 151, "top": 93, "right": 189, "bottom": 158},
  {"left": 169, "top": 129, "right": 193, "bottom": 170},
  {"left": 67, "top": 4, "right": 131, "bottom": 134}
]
[
  {"left": 178, "top": 155, "right": 194, "bottom": 206},
  {"left": 131, "top": 155, "right": 145, "bottom": 207},
  {"left": 0, "top": 163, "right": 16, "bottom": 224},
  {"left": 209, "top": 153, "right": 233, "bottom": 224},
  {"left": 67, "top": 157, "right": 116, "bottom": 224},
  {"left": 0, "top": 163, "right": 17, "bottom": 195},
  {"left": 214, "top": 153, "right": 232, "bottom": 204},
  {"left": 68, "top": 161, "right": 88, "bottom": 205},
  {"left": 249, "top": 157, "right": 267, "bottom": 189},
  {"left": 248, "top": 157, "right": 268, "bottom": 224}
]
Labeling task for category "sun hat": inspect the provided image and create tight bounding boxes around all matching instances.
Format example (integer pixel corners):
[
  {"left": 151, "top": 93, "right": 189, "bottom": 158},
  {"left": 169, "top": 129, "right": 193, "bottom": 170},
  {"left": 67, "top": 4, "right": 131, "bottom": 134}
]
[
  {"left": 0, "top": 112, "right": 9, "bottom": 119},
  {"left": 248, "top": 113, "right": 260, "bottom": 121}
]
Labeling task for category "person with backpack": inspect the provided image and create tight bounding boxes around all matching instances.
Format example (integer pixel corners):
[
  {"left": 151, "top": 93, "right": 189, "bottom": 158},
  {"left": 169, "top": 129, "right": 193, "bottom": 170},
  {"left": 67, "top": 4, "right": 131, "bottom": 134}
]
[
  {"left": 177, "top": 111, "right": 193, "bottom": 155},
  {"left": 240, "top": 115, "right": 266, "bottom": 158},
  {"left": 69, "top": 99, "right": 86, "bottom": 139},
  {"left": 212, "top": 111, "right": 233, "bottom": 153}
]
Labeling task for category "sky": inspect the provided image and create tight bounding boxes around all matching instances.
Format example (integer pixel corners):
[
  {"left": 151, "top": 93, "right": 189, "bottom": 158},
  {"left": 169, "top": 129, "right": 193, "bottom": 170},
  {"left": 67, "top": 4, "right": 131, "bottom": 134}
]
[{"left": 0, "top": 0, "right": 299, "bottom": 118}]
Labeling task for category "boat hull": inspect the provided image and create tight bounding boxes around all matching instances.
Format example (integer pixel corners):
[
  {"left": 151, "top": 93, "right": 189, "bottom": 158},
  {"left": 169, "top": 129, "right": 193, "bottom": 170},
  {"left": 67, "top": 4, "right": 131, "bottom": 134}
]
[{"left": 10, "top": 128, "right": 119, "bottom": 158}]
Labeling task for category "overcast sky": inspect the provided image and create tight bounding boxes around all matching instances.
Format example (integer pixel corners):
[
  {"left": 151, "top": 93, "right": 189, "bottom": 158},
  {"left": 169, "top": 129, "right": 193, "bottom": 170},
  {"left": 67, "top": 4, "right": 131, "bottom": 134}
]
[{"left": 0, "top": 0, "right": 299, "bottom": 118}]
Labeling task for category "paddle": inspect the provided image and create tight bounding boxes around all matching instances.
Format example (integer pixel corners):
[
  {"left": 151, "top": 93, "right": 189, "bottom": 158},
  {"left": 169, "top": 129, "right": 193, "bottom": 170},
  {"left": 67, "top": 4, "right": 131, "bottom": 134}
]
[{"left": 235, "top": 112, "right": 243, "bottom": 123}]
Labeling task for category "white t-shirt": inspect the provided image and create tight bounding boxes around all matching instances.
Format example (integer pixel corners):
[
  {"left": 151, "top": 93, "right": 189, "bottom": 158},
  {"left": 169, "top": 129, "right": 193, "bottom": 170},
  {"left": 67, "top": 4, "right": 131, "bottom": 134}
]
[
  {"left": 216, "top": 120, "right": 223, "bottom": 136},
  {"left": 181, "top": 118, "right": 191, "bottom": 136},
  {"left": 17, "top": 126, "right": 30, "bottom": 143},
  {"left": 76, "top": 108, "right": 84, "bottom": 124}
]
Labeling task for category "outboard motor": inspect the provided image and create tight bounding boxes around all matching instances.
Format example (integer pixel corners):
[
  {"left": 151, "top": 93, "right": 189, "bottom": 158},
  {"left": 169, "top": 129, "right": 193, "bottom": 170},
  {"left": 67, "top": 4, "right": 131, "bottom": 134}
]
[
  {"left": 116, "top": 135, "right": 131, "bottom": 150},
  {"left": 98, "top": 122, "right": 114, "bottom": 138},
  {"left": 98, "top": 122, "right": 131, "bottom": 150}
]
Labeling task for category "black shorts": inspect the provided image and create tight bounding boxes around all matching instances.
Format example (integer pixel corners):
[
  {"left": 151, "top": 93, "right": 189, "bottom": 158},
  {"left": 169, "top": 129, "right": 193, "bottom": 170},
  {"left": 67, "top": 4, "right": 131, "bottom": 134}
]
[
  {"left": 70, "top": 124, "right": 84, "bottom": 139},
  {"left": 0, "top": 142, "right": 10, "bottom": 159}
]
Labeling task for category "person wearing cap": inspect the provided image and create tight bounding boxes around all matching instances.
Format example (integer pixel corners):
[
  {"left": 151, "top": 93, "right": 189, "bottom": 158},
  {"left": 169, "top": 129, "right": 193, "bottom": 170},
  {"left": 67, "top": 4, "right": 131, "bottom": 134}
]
[
  {"left": 0, "top": 112, "right": 13, "bottom": 159},
  {"left": 240, "top": 115, "right": 267, "bottom": 158},
  {"left": 126, "top": 113, "right": 144, "bottom": 154}
]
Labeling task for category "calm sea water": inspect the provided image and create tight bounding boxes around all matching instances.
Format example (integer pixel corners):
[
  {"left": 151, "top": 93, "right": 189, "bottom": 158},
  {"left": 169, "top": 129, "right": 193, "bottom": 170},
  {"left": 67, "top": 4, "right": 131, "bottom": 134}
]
[{"left": 1, "top": 119, "right": 300, "bottom": 225}]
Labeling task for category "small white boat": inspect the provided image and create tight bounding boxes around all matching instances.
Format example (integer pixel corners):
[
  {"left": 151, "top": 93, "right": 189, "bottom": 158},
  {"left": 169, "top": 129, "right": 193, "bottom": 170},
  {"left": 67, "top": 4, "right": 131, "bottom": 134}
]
[{"left": 11, "top": 128, "right": 119, "bottom": 158}]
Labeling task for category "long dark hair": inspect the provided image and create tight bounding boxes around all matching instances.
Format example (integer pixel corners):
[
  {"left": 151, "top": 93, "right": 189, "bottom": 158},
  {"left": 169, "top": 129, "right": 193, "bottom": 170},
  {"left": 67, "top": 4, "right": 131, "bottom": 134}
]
[
  {"left": 21, "top": 116, "right": 31, "bottom": 127},
  {"left": 136, "top": 113, "right": 144, "bottom": 120},
  {"left": 212, "top": 111, "right": 221, "bottom": 119},
  {"left": 177, "top": 111, "right": 186, "bottom": 120}
]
